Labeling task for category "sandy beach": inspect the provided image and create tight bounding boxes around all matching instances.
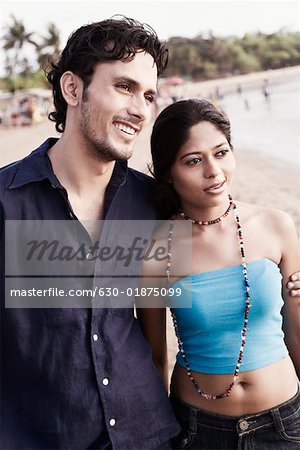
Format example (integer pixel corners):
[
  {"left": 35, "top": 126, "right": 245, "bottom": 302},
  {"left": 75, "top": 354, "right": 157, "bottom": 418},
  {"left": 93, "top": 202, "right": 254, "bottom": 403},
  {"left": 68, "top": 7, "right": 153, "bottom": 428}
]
[
  {"left": 182, "top": 65, "right": 300, "bottom": 97},
  {"left": 1, "top": 68, "right": 299, "bottom": 373}
]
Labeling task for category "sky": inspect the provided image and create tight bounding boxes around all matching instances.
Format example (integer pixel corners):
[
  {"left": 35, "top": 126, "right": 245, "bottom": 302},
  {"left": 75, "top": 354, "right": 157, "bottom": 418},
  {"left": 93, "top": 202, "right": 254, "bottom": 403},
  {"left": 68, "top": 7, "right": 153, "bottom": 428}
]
[{"left": 1, "top": 0, "right": 299, "bottom": 71}]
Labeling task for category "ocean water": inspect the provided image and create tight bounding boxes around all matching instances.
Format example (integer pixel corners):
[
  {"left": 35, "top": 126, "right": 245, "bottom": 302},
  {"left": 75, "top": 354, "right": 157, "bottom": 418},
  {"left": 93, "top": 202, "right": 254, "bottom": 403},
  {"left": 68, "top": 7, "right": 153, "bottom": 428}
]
[{"left": 220, "top": 77, "right": 300, "bottom": 166}]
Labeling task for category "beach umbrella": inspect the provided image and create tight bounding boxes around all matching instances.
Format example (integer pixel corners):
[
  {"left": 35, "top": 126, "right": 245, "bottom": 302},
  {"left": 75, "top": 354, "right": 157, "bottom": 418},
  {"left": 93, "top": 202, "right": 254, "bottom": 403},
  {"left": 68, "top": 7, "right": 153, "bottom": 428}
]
[{"left": 165, "top": 76, "right": 185, "bottom": 86}]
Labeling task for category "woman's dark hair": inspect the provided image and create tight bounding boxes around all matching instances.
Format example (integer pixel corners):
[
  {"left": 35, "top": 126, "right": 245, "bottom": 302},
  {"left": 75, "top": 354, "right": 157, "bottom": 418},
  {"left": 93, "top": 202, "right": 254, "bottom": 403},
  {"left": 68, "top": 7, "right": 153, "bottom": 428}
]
[
  {"left": 150, "top": 99, "right": 233, "bottom": 218},
  {"left": 46, "top": 16, "right": 168, "bottom": 133}
]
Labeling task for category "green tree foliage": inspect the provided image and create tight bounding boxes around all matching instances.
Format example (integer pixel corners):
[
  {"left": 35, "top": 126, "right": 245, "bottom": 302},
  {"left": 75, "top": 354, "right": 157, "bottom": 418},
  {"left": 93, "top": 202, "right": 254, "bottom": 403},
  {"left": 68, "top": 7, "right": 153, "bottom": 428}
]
[
  {"left": 2, "top": 14, "right": 37, "bottom": 55},
  {"left": 1, "top": 16, "right": 61, "bottom": 91},
  {"left": 2, "top": 14, "right": 38, "bottom": 90},
  {"left": 165, "top": 30, "right": 300, "bottom": 80},
  {"left": 36, "top": 23, "right": 61, "bottom": 70}
]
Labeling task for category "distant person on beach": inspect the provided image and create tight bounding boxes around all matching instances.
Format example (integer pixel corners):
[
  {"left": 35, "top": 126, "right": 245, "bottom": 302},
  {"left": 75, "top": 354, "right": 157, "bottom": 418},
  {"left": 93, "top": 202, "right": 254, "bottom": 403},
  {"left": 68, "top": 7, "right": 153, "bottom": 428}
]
[
  {"left": 262, "top": 78, "right": 271, "bottom": 101},
  {"left": 244, "top": 97, "right": 250, "bottom": 110},
  {"left": 0, "top": 17, "right": 180, "bottom": 449},
  {"left": 236, "top": 84, "right": 242, "bottom": 95},
  {"left": 235, "top": 83, "right": 250, "bottom": 110},
  {"left": 138, "top": 99, "right": 300, "bottom": 450}
]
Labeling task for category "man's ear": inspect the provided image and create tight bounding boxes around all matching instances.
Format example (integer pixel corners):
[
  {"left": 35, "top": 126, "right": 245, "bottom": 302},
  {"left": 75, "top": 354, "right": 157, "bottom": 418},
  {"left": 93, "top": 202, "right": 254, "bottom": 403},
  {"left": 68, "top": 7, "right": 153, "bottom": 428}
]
[{"left": 60, "top": 71, "right": 83, "bottom": 106}]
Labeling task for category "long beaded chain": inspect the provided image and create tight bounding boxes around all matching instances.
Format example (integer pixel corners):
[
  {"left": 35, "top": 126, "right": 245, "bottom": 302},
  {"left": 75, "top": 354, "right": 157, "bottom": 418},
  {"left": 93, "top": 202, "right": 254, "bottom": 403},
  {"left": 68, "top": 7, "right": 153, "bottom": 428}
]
[{"left": 167, "top": 195, "right": 252, "bottom": 400}]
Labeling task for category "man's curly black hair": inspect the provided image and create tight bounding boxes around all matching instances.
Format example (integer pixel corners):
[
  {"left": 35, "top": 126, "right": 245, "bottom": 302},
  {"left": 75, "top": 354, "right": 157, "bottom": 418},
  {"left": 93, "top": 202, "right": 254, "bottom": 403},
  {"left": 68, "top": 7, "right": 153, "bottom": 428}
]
[{"left": 46, "top": 16, "right": 168, "bottom": 133}]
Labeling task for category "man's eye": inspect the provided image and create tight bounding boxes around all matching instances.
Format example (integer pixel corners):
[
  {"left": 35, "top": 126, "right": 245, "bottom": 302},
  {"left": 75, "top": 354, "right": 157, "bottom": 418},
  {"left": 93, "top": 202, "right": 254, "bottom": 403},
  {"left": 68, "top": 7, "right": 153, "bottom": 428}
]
[
  {"left": 145, "top": 94, "right": 155, "bottom": 104},
  {"left": 118, "top": 84, "right": 130, "bottom": 91}
]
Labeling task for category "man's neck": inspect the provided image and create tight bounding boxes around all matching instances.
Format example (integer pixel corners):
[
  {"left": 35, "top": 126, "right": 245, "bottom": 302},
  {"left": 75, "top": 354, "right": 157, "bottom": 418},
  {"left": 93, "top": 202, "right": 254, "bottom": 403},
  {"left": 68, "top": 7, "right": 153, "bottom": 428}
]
[
  {"left": 48, "top": 132, "right": 116, "bottom": 198},
  {"left": 47, "top": 132, "right": 118, "bottom": 228}
]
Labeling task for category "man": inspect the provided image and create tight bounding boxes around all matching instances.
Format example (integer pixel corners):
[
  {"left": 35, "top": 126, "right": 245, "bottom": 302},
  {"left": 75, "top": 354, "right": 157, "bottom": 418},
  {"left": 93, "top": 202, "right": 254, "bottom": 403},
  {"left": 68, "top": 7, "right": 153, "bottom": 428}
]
[
  {"left": 0, "top": 16, "right": 299, "bottom": 450},
  {"left": 0, "top": 17, "right": 180, "bottom": 450}
]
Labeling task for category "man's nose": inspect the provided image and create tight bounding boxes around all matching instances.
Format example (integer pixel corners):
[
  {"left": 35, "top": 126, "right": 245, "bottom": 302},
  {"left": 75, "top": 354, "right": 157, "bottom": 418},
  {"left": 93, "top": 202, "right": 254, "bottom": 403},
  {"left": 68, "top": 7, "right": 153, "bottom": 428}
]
[{"left": 127, "top": 95, "right": 149, "bottom": 122}]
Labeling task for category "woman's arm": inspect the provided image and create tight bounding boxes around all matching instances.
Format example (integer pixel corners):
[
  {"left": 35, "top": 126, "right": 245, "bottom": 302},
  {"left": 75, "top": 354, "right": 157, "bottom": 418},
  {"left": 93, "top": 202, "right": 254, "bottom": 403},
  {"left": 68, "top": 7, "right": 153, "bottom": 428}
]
[{"left": 277, "top": 211, "right": 300, "bottom": 378}]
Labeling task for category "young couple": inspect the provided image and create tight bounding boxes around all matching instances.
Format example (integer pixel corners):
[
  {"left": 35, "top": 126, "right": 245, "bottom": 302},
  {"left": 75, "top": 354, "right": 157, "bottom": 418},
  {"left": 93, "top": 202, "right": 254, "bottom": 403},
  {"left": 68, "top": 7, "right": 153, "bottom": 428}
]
[{"left": 1, "top": 16, "right": 299, "bottom": 450}]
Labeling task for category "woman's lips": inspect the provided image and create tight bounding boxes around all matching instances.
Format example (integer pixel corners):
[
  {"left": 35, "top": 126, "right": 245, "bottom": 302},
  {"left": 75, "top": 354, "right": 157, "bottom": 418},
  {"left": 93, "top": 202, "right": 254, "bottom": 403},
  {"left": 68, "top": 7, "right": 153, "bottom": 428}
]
[{"left": 204, "top": 180, "right": 225, "bottom": 193}]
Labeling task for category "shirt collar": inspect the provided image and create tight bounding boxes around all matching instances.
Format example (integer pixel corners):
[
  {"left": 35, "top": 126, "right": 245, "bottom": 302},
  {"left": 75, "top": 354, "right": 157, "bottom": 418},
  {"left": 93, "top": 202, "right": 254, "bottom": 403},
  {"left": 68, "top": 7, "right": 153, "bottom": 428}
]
[
  {"left": 8, "top": 137, "right": 128, "bottom": 190},
  {"left": 8, "top": 138, "right": 61, "bottom": 189}
]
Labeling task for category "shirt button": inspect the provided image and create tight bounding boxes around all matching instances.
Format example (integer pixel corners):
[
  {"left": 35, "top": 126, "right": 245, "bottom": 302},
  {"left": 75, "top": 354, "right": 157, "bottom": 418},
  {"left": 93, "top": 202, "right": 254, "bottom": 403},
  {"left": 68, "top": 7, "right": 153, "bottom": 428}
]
[
  {"left": 92, "top": 333, "right": 99, "bottom": 341},
  {"left": 109, "top": 418, "right": 116, "bottom": 427},
  {"left": 102, "top": 378, "right": 109, "bottom": 386},
  {"left": 86, "top": 252, "right": 93, "bottom": 260}
]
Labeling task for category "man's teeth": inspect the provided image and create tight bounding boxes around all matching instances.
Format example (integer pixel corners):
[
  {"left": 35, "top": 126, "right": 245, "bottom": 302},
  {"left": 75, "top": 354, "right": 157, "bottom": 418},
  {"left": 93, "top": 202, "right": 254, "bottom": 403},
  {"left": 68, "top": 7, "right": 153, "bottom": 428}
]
[{"left": 114, "top": 123, "right": 136, "bottom": 135}]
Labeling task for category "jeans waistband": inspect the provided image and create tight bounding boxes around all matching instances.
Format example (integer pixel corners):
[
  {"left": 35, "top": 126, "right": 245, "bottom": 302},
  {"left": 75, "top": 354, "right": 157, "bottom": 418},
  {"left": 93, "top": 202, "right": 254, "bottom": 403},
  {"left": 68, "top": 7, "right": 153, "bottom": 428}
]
[{"left": 170, "top": 386, "right": 300, "bottom": 436}]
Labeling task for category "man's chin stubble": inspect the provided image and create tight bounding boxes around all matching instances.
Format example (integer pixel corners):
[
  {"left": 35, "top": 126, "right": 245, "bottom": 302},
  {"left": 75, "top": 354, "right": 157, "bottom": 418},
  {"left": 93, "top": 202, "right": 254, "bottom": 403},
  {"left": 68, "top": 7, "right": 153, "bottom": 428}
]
[{"left": 89, "top": 139, "right": 133, "bottom": 162}]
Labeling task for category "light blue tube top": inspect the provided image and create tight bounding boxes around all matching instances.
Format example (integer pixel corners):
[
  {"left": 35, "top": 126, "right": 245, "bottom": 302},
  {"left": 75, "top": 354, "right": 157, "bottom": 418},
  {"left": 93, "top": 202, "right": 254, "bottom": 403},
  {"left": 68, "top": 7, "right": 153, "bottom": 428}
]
[{"left": 171, "top": 258, "right": 288, "bottom": 374}]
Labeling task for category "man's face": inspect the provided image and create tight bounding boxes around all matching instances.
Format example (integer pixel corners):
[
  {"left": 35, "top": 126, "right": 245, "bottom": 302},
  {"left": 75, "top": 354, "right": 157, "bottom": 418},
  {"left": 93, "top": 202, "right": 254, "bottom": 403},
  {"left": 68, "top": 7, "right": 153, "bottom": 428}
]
[{"left": 80, "top": 52, "right": 158, "bottom": 161}]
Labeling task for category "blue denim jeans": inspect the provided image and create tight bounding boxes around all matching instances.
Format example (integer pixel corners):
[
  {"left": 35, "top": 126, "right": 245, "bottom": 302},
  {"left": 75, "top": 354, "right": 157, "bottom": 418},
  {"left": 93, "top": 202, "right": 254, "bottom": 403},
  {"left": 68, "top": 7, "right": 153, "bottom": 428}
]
[{"left": 170, "top": 388, "right": 300, "bottom": 449}]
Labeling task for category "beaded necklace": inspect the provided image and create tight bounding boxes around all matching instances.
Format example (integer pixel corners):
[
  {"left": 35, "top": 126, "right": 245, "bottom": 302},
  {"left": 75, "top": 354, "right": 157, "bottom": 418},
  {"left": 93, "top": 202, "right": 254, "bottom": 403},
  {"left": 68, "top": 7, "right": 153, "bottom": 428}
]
[
  {"left": 179, "top": 197, "right": 233, "bottom": 225},
  {"left": 167, "top": 194, "right": 251, "bottom": 400}
]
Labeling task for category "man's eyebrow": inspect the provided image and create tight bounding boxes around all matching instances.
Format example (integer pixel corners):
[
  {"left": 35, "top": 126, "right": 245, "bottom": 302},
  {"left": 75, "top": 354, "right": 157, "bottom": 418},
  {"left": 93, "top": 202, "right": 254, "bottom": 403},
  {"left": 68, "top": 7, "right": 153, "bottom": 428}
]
[{"left": 114, "top": 76, "right": 157, "bottom": 95}]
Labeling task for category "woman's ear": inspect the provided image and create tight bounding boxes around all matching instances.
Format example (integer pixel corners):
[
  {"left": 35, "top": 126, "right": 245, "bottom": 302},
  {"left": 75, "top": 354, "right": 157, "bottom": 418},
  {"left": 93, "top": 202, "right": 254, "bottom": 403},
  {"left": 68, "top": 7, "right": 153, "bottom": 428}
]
[{"left": 60, "top": 71, "right": 83, "bottom": 106}]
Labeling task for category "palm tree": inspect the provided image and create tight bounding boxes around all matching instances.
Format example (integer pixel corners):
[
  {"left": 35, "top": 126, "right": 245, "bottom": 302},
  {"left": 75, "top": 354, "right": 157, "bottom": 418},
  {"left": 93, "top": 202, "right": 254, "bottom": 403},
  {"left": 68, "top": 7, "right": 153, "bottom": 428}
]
[
  {"left": 2, "top": 14, "right": 37, "bottom": 62},
  {"left": 2, "top": 14, "right": 38, "bottom": 88},
  {"left": 36, "top": 23, "right": 61, "bottom": 70}
]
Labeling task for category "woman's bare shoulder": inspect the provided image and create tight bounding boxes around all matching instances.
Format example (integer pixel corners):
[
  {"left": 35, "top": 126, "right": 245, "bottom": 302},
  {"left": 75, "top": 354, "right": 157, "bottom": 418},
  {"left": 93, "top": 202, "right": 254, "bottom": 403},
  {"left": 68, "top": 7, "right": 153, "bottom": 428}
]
[{"left": 238, "top": 201, "right": 295, "bottom": 232}]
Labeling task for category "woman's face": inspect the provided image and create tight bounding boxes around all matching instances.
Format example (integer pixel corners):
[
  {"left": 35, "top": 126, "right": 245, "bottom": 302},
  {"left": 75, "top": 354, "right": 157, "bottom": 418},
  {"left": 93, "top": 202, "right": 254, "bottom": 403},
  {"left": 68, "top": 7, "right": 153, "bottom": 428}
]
[{"left": 170, "top": 121, "right": 236, "bottom": 211}]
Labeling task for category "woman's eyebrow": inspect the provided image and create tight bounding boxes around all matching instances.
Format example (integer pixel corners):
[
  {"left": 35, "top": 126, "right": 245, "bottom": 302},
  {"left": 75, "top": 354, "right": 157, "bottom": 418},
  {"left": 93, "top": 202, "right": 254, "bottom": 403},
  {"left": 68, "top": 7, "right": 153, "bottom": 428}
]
[{"left": 179, "top": 142, "right": 228, "bottom": 160}]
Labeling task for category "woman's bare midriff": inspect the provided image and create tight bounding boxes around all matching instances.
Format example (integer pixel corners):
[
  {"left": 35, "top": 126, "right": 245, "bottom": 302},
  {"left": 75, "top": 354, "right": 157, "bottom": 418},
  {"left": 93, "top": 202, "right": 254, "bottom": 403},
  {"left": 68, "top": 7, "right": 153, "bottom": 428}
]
[{"left": 170, "top": 357, "right": 299, "bottom": 416}]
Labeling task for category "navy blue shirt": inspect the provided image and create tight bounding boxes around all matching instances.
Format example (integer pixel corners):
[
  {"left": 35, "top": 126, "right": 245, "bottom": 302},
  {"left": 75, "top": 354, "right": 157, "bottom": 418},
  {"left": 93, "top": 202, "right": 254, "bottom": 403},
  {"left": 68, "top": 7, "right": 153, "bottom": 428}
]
[{"left": 0, "top": 138, "right": 180, "bottom": 449}]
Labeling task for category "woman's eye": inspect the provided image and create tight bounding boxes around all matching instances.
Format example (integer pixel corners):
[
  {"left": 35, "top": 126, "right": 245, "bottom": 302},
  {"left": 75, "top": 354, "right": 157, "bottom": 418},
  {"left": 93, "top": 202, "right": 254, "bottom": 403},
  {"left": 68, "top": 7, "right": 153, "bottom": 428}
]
[
  {"left": 216, "top": 149, "right": 229, "bottom": 157},
  {"left": 186, "top": 157, "right": 202, "bottom": 166}
]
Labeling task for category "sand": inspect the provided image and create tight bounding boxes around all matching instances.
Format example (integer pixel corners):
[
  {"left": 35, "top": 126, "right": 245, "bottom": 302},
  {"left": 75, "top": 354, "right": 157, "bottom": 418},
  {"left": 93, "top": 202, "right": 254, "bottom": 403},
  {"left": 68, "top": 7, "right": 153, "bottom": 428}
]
[
  {"left": 1, "top": 70, "right": 299, "bottom": 373},
  {"left": 182, "top": 65, "right": 300, "bottom": 98}
]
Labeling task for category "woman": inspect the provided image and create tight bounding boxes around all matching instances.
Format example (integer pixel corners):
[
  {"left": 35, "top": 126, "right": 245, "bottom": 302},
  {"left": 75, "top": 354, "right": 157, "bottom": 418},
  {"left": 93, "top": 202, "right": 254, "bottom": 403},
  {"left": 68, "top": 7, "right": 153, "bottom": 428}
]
[{"left": 137, "top": 99, "right": 300, "bottom": 449}]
